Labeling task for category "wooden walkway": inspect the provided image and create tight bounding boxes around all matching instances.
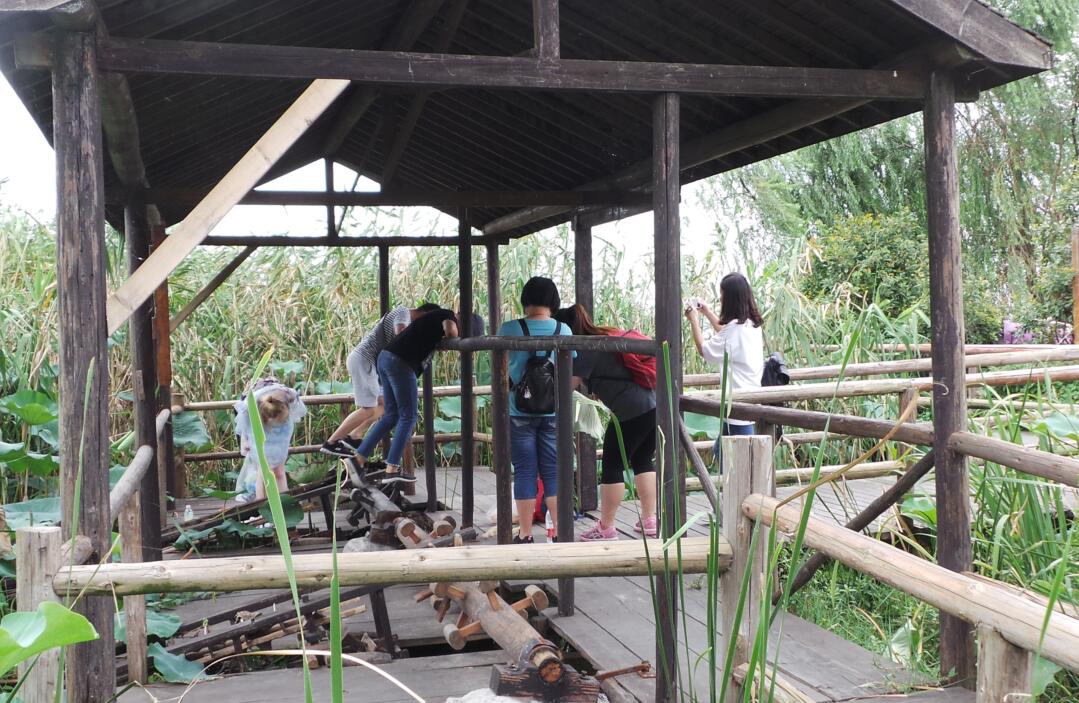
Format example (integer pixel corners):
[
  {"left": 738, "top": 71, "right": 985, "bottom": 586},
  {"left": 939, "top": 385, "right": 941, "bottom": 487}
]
[{"left": 132, "top": 463, "right": 973, "bottom": 703}]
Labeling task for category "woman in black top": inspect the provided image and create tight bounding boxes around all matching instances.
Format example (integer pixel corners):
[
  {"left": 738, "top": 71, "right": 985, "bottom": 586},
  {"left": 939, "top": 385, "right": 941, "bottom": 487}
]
[
  {"left": 554, "top": 304, "right": 657, "bottom": 541},
  {"left": 354, "top": 306, "right": 458, "bottom": 481}
]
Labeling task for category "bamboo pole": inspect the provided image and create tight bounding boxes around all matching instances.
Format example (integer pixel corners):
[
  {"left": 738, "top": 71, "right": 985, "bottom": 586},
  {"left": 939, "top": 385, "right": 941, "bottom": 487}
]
[
  {"left": 948, "top": 431, "right": 1079, "bottom": 487},
  {"left": 743, "top": 494, "right": 1079, "bottom": 672},
  {"left": 55, "top": 537, "right": 727, "bottom": 596},
  {"left": 181, "top": 432, "right": 495, "bottom": 463}
]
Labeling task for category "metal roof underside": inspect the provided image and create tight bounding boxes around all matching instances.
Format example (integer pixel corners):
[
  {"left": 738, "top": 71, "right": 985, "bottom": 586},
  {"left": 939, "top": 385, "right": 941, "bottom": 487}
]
[{"left": 0, "top": 0, "right": 1052, "bottom": 237}]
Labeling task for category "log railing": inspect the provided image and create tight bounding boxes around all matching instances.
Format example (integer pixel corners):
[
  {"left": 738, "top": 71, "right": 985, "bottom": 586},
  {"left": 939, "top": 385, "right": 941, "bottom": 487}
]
[{"left": 745, "top": 493, "right": 1079, "bottom": 686}]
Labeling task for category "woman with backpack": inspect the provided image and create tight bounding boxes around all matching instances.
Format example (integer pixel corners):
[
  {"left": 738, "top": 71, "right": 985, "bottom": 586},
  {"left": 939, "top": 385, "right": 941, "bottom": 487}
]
[
  {"left": 685, "top": 272, "right": 764, "bottom": 462},
  {"left": 554, "top": 304, "right": 657, "bottom": 540},
  {"left": 497, "top": 277, "right": 573, "bottom": 544}
]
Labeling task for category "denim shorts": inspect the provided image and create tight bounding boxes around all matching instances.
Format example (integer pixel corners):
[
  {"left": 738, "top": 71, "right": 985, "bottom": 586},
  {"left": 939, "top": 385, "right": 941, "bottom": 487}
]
[{"left": 510, "top": 415, "right": 558, "bottom": 499}]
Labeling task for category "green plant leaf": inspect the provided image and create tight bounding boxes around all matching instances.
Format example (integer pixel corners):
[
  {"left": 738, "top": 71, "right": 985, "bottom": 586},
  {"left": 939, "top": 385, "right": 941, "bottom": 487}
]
[
  {"left": 684, "top": 412, "right": 722, "bottom": 440},
  {"left": 0, "top": 602, "right": 98, "bottom": 676},
  {"left": 900, "top": 494, "right": 937, "bottom": 528},
  {"left": 201, "top": 487, "right": 241, "bottom": 501},
  {"left": 268, "top": 359, "right": 304, "bottom": 377},
  {"left": 433, "top": 416, "right": 459, "bottom": 433},
  {"left": 258, "top": 495, "right": 303, "bottom": 528},
  {"left": 171, "top": 412, "right": 212, "bottom": 452},
  {"left": 1031, "top": 655, "right": 1061, "bottom": 695},
  {"left": 1029, "top": 412, "right": 1079, "bottom": 442},
  {"left": 2, "top": 452, "right": 58, "bottom": 477},
  {"left": 115, "top": 610, "right": 181, "bottom": 643},
  {"left": 218, "top": 518, "right": 273, "bottom": 539},
  {"left": 312, "top": 381, "right": 352, "bottom": 395},
  {"left": 0, "top": 390, "right": 57, "bottom": 426},
  {"left": 3, "top": 498, "right": 60, "bottom": 528},
  {"left": 147, "top": 643, "right": 207, "bottom": 683},
  {"left": 0, "top": 440, "right": 25, "bottom": 459},
  {"left": 437, "top": 396, "right": 462, "bottom": 419}
]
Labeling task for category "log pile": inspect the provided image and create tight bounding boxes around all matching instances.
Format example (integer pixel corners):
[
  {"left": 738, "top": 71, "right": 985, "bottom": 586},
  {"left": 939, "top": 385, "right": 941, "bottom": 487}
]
[{"left": 415, "top": 581, "right": 601, "bottom": 702}]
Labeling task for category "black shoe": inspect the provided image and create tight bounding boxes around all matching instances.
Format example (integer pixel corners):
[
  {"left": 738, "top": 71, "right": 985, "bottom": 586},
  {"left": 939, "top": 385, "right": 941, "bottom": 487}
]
[
  {"left": 320, "top": 440, "right": 354, "bottom": 458},
  {"left": 513, "top": 534, "right": 534, "bottom": 544},
  {"left": 340, "top": 436, "right": 362, "bottom": 453}
]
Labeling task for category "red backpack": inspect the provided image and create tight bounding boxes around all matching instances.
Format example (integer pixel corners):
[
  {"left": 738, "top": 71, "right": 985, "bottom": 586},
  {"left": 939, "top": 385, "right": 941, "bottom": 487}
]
[{"left": 612, "top": 330, "right": 657, "bottom": 389}]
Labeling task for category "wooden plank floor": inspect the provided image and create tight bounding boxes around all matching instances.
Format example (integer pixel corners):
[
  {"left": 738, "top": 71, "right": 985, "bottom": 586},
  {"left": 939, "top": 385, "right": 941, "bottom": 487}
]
[{"left": 148, "top": 462, "right": 970, "bottom": 703}]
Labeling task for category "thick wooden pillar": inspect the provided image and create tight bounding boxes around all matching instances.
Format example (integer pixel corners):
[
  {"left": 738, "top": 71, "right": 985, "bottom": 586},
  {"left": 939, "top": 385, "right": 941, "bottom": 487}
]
[
  {"left": 925, "top": 70, "right": 975, "bottom": 685},
  {"left": 653, "top": 91, "right": 683, "bottom": 703},
  {"left": 555, "top": 349, "right": 575, "bottom": 615},
  {"left": 151, "top": 224, "right": 179, "bottom": 508},
  {"left": 125, "top": 202, "right": 162, "bottom": 559},
  {"left": 458, "top": 209, "right": 475, "bottom": 527},
  {"left": 53, "top": 30, "right": 114, "bottom": 703},
  {"left": 487, "top": 242, "right": 513, "bottom": 544},
  {"left": 572, "top": 218, "right": 598, "bottom": 512}
]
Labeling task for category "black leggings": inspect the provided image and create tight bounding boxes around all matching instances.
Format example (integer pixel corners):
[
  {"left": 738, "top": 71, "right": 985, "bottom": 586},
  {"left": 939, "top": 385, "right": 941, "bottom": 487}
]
[{"left": 601, "top": 408, "right": 657, "bottom": 484}]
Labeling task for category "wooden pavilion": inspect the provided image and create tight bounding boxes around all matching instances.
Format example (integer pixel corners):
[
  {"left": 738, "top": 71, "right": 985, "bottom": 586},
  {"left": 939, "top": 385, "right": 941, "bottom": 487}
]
[{"left": 0, "top": 1, "right": 1054, "bottom": 702}]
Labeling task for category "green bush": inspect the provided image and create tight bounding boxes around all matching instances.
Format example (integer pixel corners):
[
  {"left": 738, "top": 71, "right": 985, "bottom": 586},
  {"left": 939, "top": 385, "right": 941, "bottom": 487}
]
[
  {"left": 800, "top": 210, "right": 1002, "bottom": 342},
  {"left": 801, "top": 210, "right": 928, "bottom": 318}
]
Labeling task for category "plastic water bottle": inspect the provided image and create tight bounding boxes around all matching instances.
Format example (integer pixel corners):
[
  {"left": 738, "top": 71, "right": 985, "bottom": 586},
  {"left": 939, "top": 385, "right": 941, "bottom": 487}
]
[
  {"left": 545, "top": 511, "right": 555, "bottom": 541},
  {"left": 183, "top": 503, "right": 194, "bottom": 523}
]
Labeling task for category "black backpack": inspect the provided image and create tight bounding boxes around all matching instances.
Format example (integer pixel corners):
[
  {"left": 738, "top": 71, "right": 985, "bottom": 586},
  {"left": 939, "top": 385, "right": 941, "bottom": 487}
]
[
  {"left": 761, "top": 352, "right": 790, "bottom": 387},
  {"left": 512, "top": 319, "right": 563, "bottom": 414}
]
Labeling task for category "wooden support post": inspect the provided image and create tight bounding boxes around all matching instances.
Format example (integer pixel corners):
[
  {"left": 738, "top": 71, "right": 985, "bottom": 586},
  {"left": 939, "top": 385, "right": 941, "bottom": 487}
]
[
  {"left": 719, "top": 436, "right": 774, "bottom": 703},
  {"left": 169, "top": 245, "right": 256, "bottom": 332},
  {"left": 532, "top": 0, "right": 559, "bottom": 61},
  {"left": 1072, "top": 224, "right": 1078, "bottom": 344},
  {"left": 925, "top": 69, "right": 974, "bottom": 686},
  {"left": 423, "top": 365, "right": 438, "bottom": 513},
  {"left": 653, "top": 91, "right": 683, "bottom": 703},
  {"left": 555, "top": 349, "right": 575, "bottom": 616},
  {"left": 487, "top": 242, "right": 512, "bottom": 544},
  {"left": 125, "top": 202, "right": 162, "bottom": 558},
  {"left": 324, "top": 157, "right": 336, "bottom": 239},
  {"left": 16, "top": 526, "right": 61, "bottom": 703},
  {"left": 976, "top": 625, "right": 1031, "bottom": 703},
  {"left": 53, "top": 31, "right": 114, "bottom": 703},
  {"left": 151, "top": 224, "right": 179, "bottom": 511},
  {"left": 120, "top": 492, "right": 148, "bottom": 684},
  {"left": 573, "top": 218, "right": 598, "bottom": 513},
  {"left": 378, "top": 244, "right": 390, "bottom": 316},
  {"left": 459, "top": 210, "right": 475, "bottom": 527}
]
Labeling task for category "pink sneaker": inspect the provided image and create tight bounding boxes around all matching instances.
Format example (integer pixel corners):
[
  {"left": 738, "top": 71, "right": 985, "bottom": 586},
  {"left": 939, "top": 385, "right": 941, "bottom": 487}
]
[
  {"left": 634, "top": 515, "right": 658, "bottom": 537},
  {"left": 579, "top": 523, "right": 618, "bottom": 541}
]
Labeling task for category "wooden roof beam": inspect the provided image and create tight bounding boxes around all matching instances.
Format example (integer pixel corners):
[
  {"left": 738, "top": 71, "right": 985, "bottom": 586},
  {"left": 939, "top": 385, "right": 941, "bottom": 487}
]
[
  {"left": 885, "top": 0, "right": 1051, "bottom": 70},
  {"left": 12, "top": 35, "right": 951, "bottom": 101},
  {"left": 532, "top": 0, "right": 558, "bottom": 61},
  {"left": 320, "top": 0, "right": 446, "bottom": 158},
  {"left": 379, "top": 0, "right": 470, "bottom": 189},
  {"left": 199, "top": 234, "right": 501, "bottom": 247},
  {"left": 131, "top": 189, "right": 647, "bottom": 209}
]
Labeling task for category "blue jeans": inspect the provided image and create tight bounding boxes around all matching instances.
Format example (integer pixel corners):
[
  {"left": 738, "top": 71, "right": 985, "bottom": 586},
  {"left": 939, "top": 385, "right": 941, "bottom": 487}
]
[
  {"left": 713, "top": 421, "right": 755, "bottom": 473},
  {"left": 510, "top": 416, "right": 558, "bottom": 499},
  {"left": 356, "top": 351, "right": 417, "bottom": 467}
]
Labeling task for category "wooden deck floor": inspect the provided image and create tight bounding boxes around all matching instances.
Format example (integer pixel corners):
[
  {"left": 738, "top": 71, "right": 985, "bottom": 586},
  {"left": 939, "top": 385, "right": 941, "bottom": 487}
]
[{"left": 148, "top": 463, "right": 972, "bottom": 703}]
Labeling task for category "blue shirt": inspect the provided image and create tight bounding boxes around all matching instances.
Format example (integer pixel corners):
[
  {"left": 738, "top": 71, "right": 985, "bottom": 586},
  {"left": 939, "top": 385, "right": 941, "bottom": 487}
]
[{"left": 497, "top": 317, "right": 575, "bottom": 416}]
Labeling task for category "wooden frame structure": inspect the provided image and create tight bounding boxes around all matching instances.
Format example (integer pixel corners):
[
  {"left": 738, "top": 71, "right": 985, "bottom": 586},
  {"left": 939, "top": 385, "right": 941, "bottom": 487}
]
[{"left": 0, "top": 1, "right": 1054, "bottom": 701}]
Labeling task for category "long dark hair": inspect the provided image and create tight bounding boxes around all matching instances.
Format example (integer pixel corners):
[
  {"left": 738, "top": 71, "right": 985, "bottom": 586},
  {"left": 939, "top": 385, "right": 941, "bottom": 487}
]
[
  {"left": 718, "top": 273, "right": 763, "bottom": 327},
  {"left": 554, "top": 304, "right": 616, "bottom": 336}
]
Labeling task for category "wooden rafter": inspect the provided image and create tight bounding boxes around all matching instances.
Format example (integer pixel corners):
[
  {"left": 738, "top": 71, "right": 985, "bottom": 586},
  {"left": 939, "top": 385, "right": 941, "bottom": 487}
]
[
  {"left": 105, "top": 79, "right": 349, "bottom": 334},
  {"left": 77, "top": 37, "right": 934, "bottom": 100}
]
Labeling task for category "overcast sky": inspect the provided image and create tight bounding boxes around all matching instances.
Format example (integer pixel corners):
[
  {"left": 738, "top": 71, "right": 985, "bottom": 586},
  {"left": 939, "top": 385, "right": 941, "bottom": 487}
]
[{"left": 0, "top": 74, "right": 739, "bottom": 290}]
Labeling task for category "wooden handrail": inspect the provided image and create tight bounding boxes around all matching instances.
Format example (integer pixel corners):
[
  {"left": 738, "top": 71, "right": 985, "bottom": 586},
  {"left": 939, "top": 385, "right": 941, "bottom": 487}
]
[
  {"left": 744, "top": 493, "right": 1079, "bottom": 673},
  {"left": 53, "top": 537, "right": 728, "bottom": 596},
  {"left": 155, "top": 408, "right": 170, "bottom": 438},
  {"left": 948, "top": 431, "right": 1079, "bottom": 487},
  {"left": 109, "top": 445, "right": 155, "bottom": 522},
  {"left": 680, "top": 397, "right": 935, "bottom": 445},
  {"left": 685, "top": 461, "right": 904, "bottom": 493}
]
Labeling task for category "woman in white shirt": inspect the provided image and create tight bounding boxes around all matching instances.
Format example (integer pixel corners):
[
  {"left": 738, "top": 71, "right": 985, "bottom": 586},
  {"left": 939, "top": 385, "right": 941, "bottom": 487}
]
[{"left": 685, "top": 273, "right": 764, "bottom": 461}]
